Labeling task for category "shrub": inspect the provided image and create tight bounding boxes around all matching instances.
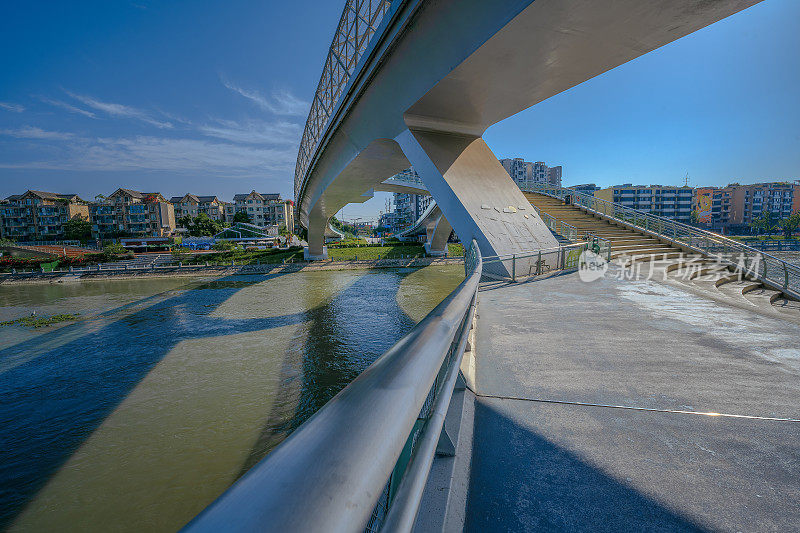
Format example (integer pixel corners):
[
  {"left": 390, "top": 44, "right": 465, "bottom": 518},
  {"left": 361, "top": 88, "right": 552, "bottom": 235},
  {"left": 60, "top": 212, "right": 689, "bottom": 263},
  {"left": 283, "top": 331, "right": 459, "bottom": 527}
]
[{"left": 103, "top": 243, "right": 126, "bottom": 255}]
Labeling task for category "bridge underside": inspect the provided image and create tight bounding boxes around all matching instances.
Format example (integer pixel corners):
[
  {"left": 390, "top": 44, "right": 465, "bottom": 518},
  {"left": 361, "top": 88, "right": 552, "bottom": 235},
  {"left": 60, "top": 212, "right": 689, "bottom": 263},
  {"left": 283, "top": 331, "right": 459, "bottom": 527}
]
[{"left": 298, "top": 0, "right": 759, "bottom": 267}]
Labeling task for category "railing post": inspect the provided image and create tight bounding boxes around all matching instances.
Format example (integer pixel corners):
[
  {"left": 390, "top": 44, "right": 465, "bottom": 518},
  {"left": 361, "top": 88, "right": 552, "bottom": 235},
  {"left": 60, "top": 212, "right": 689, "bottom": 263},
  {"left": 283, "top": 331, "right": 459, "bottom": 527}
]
[
  {"left": 512, "top": 254, "right": 516, "bottom": 282},
  {"left": 761, "top": 253, "right": 767, "bottom": 279},
  {"left": 537, "top": 251, "right": 542, "bottom": 275},
  {"left": 784, "top": 262, "right": 789, "bottom": 289}
]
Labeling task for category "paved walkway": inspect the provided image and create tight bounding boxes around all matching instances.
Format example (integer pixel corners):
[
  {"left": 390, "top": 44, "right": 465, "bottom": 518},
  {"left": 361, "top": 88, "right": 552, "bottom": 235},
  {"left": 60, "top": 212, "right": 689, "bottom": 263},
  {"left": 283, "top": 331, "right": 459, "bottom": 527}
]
[{"left": 466, "top": 266, "right": 800, "bottom": 532}]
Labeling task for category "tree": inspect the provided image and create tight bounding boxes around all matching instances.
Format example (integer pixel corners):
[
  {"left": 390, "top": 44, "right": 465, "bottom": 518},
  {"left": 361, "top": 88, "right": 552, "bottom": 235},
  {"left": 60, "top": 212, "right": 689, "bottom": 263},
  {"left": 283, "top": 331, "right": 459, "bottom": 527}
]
[
  {"left": 233, "top": 211, "right": 251, "bottom": 223},
  {"left": 778, "top": 212, "right": 800, "bottom": 239},
  {"left": 690, "top": 210, "right": 699, "bottom": 225},
  {"left": 64, "top": 217, "right": 92, "bottom": 242},
  {"left": 278, "top": 224, "right": 289, "bottom": 236},
  {"left": 189, "top": 213, "right": 223, "bottom": 237},
  {"left": 750, "top": 212, "right": 778, "bottom": 235},
  {"left": 177, "top": 215, "right": 193, "bottom": 229}
]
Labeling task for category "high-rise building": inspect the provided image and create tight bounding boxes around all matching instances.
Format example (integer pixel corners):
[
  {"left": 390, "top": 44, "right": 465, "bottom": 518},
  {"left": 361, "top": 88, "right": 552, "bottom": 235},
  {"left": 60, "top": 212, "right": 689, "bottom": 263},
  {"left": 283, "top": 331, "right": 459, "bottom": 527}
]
[
  {"left": 0, "top": 190, "right": 89, "bottom": 241},
  {"left": 498, "top": 158, "right": 562, "bottom": 188},
  {"left": 693, "top": 182, "right": 800, "bottom": 231},
  {"left": 388, "top": 167, "right": 434, "bottom": 230}
]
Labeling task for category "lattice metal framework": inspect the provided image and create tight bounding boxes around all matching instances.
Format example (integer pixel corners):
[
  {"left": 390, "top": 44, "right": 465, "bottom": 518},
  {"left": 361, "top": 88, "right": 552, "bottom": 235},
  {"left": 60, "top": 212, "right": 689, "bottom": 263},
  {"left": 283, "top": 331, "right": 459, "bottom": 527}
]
[{"left": 294, "top": 0, "right": 394, "bottom": 200}]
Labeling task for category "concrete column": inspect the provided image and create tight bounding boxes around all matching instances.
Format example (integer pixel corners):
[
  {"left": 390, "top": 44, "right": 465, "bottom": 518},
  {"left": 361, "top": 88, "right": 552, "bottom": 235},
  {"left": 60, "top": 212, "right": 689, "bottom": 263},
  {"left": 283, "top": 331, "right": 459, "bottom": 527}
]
[
  {"left": 304, "top": 208, "right": 329, "bottom": 260},
  {"left": 425, "top": 213, "right": 452, "bottom": 256},
  {"left": 396, "top": 128, "right": 558, "bottom": 274}
]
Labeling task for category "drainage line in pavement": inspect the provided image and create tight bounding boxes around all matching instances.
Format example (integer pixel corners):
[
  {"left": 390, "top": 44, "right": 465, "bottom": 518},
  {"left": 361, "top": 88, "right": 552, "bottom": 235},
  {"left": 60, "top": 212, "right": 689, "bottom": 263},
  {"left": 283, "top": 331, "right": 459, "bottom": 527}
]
[{"left": 464, "top": 385, "right": 800, "bottom": 422}]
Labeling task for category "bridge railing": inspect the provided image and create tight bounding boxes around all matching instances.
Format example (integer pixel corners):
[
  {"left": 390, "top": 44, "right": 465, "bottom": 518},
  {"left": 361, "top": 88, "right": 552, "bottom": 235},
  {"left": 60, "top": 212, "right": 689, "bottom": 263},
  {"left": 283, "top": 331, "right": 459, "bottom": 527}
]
[
  {"left": 184, "top": 240, "right": 482, "bottom": 533},
  {"left": 524, "top": 184, "right": 800, "bottom": 299},
  {"left": 532, "top": 205, "right": 611, "bottom": 261},
  {"left": 482, "top": 242, "right": 588, "bottom": 283}
]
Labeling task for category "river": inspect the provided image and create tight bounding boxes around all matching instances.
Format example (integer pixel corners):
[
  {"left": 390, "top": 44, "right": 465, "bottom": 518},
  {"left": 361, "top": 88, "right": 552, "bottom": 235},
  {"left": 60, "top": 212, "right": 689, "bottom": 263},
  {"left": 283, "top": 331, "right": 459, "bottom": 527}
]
[{"left": 0, "top": 265, "right": 464, "bottom": 532}]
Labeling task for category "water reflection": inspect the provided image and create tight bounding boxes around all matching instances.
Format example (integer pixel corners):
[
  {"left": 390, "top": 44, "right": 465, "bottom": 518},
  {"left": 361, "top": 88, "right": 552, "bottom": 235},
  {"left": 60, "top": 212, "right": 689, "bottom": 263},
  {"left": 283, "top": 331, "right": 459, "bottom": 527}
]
[{"left": 0, "top": 266, "right": 462, "bottom": 532}]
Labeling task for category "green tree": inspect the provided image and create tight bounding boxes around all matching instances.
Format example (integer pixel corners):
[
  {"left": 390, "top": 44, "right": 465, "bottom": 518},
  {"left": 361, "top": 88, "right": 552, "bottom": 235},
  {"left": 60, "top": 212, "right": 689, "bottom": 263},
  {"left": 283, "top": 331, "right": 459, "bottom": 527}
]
[
  {"left": 689, "top": 210, "right": 699, "bottom": 225},
  {"left": 278, "top": 224, "right": 289, "bottom": 236},
  {"left": 212, "top": 239, "right": 238, "bottom": 251},
  {"left": 189, "top": 213, "right": 223, "bottom": 237},
  {"left": 778, "top": 212, "right": 800, "bottom": 239},
  {"left": 233, "top": 211, "right": 251, "bottom": 223},
  {"left": 750, "top": 212, "right": 778, "bottom": 235},
  {"left": 63, "top": 217, "right": 92, "bottom": 241},
  {"left": 103, "top": 242, "right": 126, "bottom": 255},
  {"left": 177, "top": 215, "right": 193, "bottom": 229}
]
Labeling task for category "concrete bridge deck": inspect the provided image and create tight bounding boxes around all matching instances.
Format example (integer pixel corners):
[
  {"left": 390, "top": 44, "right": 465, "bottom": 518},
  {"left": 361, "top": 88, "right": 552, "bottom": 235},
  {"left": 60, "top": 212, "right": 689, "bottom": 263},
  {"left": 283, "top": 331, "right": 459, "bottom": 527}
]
[{"left": 461, "top": 265, "right": 800, "bottom": 532}]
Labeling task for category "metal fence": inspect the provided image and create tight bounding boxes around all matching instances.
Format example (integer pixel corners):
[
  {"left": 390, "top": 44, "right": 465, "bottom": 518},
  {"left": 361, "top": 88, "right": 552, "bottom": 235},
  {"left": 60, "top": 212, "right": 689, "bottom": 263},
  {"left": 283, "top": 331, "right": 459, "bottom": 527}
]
[
  {"left": 482, "top": 242, "right": 588, "bottom": 283},
  {"left": 184, "top": 240, "right": 482, "bottom": 533},
  {"left": 531, "top": 205, "right": 611, "bottom": 261},
  {"left": 524, "top": 185, "right": 800, "bottom": 300}
]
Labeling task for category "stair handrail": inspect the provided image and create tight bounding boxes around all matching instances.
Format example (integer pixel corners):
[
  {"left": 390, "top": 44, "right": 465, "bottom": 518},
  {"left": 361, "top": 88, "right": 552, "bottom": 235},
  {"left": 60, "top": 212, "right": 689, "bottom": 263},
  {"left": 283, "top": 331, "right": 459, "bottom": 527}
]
[{"left": 524, "top": 184, "right": 800, "bottom": 299}]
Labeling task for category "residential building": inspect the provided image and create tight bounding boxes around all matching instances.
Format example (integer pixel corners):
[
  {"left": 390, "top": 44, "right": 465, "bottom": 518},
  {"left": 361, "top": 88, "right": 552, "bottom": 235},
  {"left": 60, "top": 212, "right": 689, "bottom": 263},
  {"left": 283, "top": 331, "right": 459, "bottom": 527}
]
[
  {"left": 387, "top": 167, "right": 434, "bottom": 230},
  {"left": 230, "top": 191, "right": 294, "bottom": 232},
  {"left": 729, "top": 182, "right": 800, "bottom": 229},
  {"left": 90, "top": 188, "right": 175, "bottom": 240},
  {"left": 568, "top": 183, "right": 600, "bottom": 196},
  {"left": 169, "top": 194, "right": 226, "bottom": 222},
  {"left": 693, "top": 182, "right": 800, "bottom": 231},
  {"left": 378, "top": 211, "right": 405, "bottom": 234},
  {"left": 499, "top": 158, "right": 563, "bottom": 188},
  {"left": 596, "top": 184, "right": 694, "bottom": 223},
  {"left": 0, "top": 190, "right": 89, "bottom": 241}
]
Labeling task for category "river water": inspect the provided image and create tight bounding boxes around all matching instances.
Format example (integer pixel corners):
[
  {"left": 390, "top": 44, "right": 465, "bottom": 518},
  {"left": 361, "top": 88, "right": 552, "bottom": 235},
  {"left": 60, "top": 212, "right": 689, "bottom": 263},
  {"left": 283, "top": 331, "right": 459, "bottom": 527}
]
[{"left": 0, "top": 265, "right": 463, "bottom": 532}]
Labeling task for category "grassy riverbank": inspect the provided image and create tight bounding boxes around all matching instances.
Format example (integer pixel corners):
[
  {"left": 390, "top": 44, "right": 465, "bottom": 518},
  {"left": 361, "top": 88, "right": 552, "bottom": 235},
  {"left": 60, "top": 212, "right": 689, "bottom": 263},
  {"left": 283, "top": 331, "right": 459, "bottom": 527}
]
[
  {"left": 1, "top": 313, "right": 81, "bottom": 328},
  {"left": 184, "top": 243, "right": 465, "bottom": 265}
]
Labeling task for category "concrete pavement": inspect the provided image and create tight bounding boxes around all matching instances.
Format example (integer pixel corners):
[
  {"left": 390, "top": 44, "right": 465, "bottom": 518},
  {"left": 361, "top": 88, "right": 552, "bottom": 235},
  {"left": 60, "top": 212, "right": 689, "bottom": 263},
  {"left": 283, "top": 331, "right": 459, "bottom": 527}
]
[{"left": 465, "top": 267, "right": 800, "bottom": 531}]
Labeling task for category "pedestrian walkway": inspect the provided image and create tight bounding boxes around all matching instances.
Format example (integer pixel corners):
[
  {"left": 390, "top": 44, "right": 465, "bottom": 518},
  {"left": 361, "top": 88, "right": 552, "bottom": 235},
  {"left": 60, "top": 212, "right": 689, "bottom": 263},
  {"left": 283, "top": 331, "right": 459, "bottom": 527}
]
[{"left": 465, "top": 266, "right": 800, "bottom": 531}]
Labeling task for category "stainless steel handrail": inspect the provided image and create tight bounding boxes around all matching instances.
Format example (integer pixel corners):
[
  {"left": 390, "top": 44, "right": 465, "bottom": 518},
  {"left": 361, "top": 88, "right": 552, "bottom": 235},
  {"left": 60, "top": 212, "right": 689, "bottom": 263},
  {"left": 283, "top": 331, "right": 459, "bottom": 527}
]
[
  {"left": 524, "top": 185, "right": 800, "bottom": 299},
  {"left": 184, "top": 240, "right": 482, "bottom": 533}
]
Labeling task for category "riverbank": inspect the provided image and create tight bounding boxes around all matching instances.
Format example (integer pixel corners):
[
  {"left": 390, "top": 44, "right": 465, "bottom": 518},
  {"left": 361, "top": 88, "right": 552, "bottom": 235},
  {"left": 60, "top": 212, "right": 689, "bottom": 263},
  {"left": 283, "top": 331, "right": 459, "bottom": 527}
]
[{"left": 0, "top": 257, "right": 464, "bottom": 285}]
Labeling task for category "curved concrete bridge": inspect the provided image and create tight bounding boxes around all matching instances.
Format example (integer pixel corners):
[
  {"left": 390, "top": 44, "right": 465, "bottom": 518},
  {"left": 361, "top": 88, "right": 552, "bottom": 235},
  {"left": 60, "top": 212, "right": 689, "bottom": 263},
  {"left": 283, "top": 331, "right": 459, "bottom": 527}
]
[{"left": 295, "top": 0, "right": 759, "bottom": 271}]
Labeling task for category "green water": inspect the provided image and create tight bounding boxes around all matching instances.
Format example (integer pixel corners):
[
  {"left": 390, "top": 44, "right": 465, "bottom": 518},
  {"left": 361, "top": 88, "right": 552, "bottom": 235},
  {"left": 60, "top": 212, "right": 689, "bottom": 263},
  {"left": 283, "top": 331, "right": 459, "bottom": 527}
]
[{"left": 0, "top": 265, "right": 463, "bottom": 532}]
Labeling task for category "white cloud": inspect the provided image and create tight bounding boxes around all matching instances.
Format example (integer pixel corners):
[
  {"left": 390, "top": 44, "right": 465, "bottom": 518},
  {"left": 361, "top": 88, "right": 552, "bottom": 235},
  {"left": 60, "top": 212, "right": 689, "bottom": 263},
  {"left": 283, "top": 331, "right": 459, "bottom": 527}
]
[
  {"left": 0, "top": 126, "right": 74, "bottom": 140},
  {"left": 38, "top": 97, "right": 97, "bottom": 118},
  {"left": 0, "top": 134, "right": 297, "bottom": 178},
  {"left": 65, "top": 92, "right": 173, "bottom": 129},
  {"left": 0, "top": 102, "right": 25, "bottom": 113},
  {"left": 221, "top": 79, "right": 309, "bottom": 116},
  {"left": 199, "top": 119, "right": 301, "bottom": 145}
]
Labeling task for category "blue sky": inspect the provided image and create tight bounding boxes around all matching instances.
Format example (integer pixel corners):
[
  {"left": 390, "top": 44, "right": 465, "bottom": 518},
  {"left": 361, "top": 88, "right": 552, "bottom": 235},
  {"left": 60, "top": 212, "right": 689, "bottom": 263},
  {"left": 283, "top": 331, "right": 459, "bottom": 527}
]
[{"left": 1, "top": 1, "right": 798, "bottom": 222}]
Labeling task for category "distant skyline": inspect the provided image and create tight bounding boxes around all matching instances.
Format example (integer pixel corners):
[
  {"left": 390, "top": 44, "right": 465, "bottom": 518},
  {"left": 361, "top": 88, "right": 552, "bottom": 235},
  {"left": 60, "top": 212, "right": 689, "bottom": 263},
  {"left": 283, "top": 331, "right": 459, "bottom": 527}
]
[{"left": 1, "top": 0, "right": 799, "bottom": 222}]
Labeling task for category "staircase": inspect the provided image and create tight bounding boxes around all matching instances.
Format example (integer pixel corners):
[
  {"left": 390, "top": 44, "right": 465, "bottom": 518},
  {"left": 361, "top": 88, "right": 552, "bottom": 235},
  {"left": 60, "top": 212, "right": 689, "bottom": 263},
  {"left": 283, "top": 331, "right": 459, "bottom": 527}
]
[{"left": 525, "top": 191, "right": 800, "bottom": 318}]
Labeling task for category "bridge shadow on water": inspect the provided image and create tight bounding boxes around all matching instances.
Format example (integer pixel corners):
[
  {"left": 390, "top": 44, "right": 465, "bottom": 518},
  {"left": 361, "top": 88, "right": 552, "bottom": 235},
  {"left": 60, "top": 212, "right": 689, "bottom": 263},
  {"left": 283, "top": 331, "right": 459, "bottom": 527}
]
[
  {"left": 465, "top": 399, "right": 710, "bottom": 533},
  {"left": 0, "top": 268, "right": 422, "bottom": 529}
]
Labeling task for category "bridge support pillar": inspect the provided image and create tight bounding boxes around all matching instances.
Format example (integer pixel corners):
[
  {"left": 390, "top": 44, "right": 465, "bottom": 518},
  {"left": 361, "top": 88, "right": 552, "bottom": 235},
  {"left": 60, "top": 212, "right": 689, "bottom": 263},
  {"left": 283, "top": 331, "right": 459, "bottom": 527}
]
[
  {"left": 424, "top": 213, "right": 452, "bottom": 256},
  {"left": 397, "top": 129, "right": 558, "bottom": 276},
  {"left": 305, "top": 209, "right": 329, "bottom": 260}
]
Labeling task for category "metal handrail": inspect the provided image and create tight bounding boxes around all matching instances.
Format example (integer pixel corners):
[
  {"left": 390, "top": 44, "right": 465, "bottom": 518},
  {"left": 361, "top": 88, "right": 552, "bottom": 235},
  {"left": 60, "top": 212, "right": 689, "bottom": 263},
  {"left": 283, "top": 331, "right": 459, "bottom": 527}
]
[
  {"left": 524, "top": 185, "right": 800, "bottom": 299},
  {"left": 531, "top": 204, "right": 611, "bottom": 261},
  {"left": 482, "top": 242, "right": 588, "bottom": 282},
  {"left": 184, "top": 240, "right": 482, "bottom": 533}
]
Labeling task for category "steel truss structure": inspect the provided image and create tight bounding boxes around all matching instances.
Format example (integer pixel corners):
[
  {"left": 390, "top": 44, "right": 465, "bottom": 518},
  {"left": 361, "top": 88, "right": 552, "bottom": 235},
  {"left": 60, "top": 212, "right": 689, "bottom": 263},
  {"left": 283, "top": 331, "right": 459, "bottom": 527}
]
[{"left": 294, "top": 0, "right": 393, "bottom": 200}]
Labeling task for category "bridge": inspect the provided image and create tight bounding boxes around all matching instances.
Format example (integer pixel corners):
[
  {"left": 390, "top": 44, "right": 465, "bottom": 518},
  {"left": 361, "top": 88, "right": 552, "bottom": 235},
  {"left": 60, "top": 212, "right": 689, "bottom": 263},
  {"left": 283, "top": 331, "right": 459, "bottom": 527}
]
[{"left": 183, "top": 1, "right": 800, "bottom": 531}]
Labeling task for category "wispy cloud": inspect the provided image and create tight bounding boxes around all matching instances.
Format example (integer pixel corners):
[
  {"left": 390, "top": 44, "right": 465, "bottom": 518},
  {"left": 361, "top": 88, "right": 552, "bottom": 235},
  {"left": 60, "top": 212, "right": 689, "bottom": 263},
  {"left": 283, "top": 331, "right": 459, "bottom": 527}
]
[
  {"left": 0, "top": 134, "right": 296, "bottom": 177},
  {"left": 0, "top": 102, "right": 25, "bottom": 113},
  {"left": 0, "top": 126, "right": 74, "bottom": 140},
  {"left": 199, "top": 119, "right": 302, "bottom": 145},
  {"left": 221, "top": 78, "right": 308, "bottom": 116},
  {"left": 38, "top": 96, "right": 97, "bottom": 118},
  {"left": 65, "top": 92, "right": 173, "bottom": 128}
]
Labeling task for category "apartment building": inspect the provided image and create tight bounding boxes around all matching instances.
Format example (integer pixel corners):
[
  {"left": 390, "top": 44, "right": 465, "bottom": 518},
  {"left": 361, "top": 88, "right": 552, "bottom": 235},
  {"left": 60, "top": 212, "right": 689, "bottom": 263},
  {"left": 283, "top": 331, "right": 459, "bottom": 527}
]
[
  {"left": 568, "top": 183, "right": 600, "bottom": 196},
  {"left": 169, "top": 194, "right": 226, "bottom": 222},
  {"left": 0, "top": 190, "right": 89, "bottom": 241},
  {"left": 229, "top": 191, "right": 294, "bottom": 232},
  {"left": 393, "top": 192, "right": 434, "bottom": 229},
  {"left": 499, "top": 158, "right": 562, "bottom": 188},
  {"left": 693, "top": 182, "right": 800, "bottom": 231},
  {"left": 596, "top": 184, "right": 694, "bottom": 223},
  {"left": 730, "top": 182, "right": 799, "bottom": 228},
  {"left": 90, "top": 188, "right": 175, "bottom": 239}
]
